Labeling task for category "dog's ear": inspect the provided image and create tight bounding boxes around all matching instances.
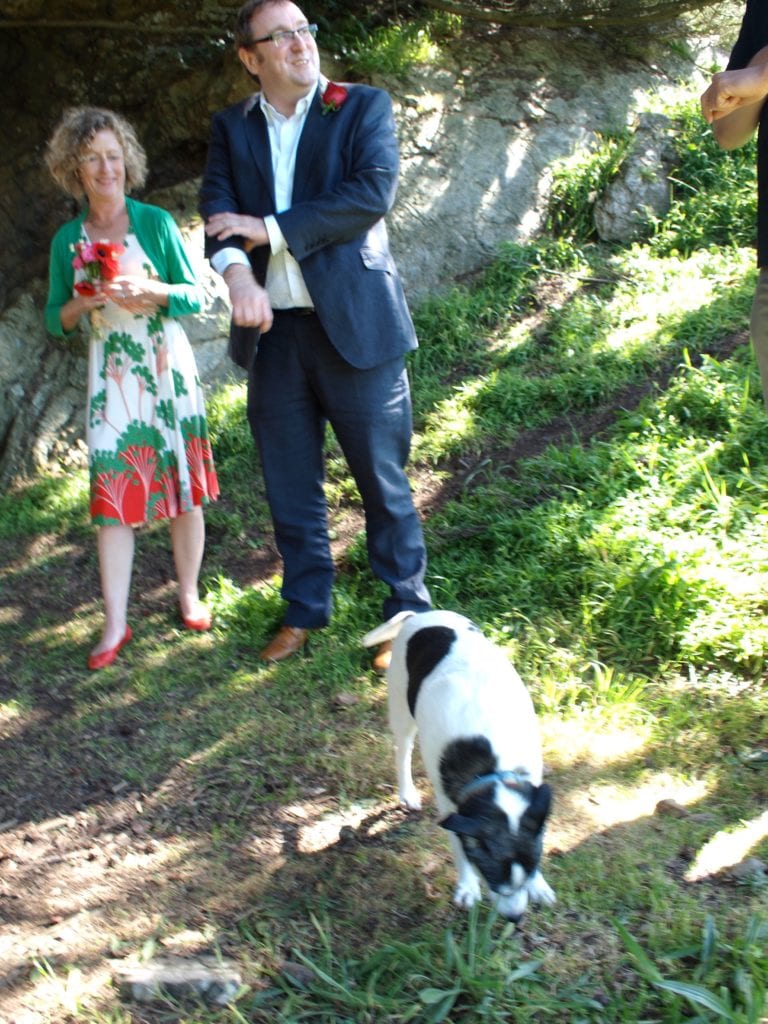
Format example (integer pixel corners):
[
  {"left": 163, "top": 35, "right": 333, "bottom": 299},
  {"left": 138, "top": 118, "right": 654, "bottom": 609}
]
[
  {"left": 521, "top": 783, "right": 552, "bottom": 832},
  {"left": 440, "top": 813, "right": 482, "bottom": 837}
]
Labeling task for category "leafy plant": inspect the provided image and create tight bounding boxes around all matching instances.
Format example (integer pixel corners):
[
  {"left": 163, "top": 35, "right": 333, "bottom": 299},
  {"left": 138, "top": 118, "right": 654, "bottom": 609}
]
[
  {"left": 618, "top": 916, "right": 768, "bottom": 1022},
  {"left": 338, "top": 19, "right": 443, "bottom": 76},
  {"left": 651, "top": 99, "right": 757, "bottom": 256},
  {"left": 268, "top": 907, "right": 555, "bottom": 1022},
  {"left": 546, "top": 131, "right": 632, "bottom": 241}
]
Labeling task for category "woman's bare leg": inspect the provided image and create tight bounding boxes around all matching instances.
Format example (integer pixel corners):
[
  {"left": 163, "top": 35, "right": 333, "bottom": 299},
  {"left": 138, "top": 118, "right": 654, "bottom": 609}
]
[
  {"left": 91, "top": 523, "right": 134, "bottom": 658},
  {"left": 170, "top": 507, "right": 207, "bottom": 621}
]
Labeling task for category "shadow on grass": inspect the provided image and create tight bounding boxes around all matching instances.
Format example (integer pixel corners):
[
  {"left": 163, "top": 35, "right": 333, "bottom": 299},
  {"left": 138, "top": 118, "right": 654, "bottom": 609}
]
[
  {"left": 0, "top": 614, "right": 765, "bottom": 1022},
  {"left": 0, "top": 260, "right": 766, "bottom": 1021}
]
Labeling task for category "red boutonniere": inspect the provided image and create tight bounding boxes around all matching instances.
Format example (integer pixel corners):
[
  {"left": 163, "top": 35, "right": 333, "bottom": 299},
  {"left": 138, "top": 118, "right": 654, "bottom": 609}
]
[
  {"left": 71, "top": 239, "right": 125, "bottom": 296},
  {"left": 321, "top": 81, "right": 348, "bottom": 115}
]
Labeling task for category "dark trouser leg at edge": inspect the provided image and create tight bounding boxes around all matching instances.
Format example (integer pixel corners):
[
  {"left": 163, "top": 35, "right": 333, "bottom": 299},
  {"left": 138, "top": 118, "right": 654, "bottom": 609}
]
[{"left": 750, "top": 267, "right": 768, "bottom": 412}]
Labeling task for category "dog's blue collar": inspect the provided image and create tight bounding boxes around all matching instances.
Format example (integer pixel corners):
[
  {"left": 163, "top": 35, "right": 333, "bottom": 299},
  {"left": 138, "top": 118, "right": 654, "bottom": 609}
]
[{"left": 458, "top": 770, "right": 530, "bottom": 805}]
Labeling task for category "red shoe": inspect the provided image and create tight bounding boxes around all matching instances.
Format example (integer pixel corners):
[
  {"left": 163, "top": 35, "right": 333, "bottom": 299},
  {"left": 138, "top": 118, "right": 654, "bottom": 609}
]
[
  {"left": 182, "top": 609, "right": 213, "bottom": 632},
  {"left": 87, "top": 626, "right": 132, "bottom": 671}
]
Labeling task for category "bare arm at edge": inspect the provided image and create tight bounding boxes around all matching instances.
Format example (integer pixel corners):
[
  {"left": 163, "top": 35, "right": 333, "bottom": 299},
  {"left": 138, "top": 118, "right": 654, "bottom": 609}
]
[{"left": 701, "top": 46, "right": 768, "bottom": 150}]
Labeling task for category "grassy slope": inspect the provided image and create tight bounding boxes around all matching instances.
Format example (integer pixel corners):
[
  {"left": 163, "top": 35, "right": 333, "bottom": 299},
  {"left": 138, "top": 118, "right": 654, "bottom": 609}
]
[{"left": 0, "top": 88, "right": 767, "bottom": 1024}]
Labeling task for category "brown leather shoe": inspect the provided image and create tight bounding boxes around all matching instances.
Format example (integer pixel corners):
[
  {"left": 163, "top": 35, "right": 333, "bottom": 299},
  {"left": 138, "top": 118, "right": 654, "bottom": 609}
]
[
  {"left": 371, "top": 640, "right": 393, "bottom": 674},
  {"left": 260, "top": 625, "right": 310, "bottom": 663}
]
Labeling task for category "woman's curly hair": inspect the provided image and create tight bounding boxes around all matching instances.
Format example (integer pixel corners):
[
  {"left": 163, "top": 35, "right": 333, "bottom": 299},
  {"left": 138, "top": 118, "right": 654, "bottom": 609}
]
[{"left": 45, "top": 106, "right": 147, "bottom": 199}]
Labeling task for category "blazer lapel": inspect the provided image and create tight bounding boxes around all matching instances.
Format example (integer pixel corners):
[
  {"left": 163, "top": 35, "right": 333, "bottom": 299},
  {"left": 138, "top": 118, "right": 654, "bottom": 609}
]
[
  {"left": 242, "top": 97, "right": 276, "bottom": 204},
  {"left": 292, "top": 89, "right": 325, "bottom": 204}
]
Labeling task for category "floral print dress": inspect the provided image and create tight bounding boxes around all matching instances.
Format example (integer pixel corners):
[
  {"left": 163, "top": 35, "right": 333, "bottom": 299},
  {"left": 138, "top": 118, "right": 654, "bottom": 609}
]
[{"left": 80, "top": 231, "right": 219, "bottom": 526}]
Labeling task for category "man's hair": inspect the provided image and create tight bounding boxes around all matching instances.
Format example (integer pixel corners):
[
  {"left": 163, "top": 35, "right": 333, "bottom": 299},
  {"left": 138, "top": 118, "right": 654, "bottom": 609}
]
[
  {"left": 45, "top": 106, "right": 147, "bottom": 200},
  {"left": 234, "top": 0, "right": 284, "bottom": 49}
]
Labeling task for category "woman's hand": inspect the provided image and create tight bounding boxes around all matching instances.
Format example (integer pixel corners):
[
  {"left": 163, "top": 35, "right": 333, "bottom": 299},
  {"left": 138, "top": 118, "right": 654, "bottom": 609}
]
[
  {"left": 102, "top": 276, "right": 169, "bottom": 313},
  {"left": 59, "top": 288, "right": 109, "bottom": 332}
]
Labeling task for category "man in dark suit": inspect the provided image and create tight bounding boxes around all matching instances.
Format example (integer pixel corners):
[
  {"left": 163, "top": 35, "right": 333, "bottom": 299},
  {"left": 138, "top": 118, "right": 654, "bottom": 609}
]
[{"left": 200, "top": 0, "right": 431, "bottom": 665}]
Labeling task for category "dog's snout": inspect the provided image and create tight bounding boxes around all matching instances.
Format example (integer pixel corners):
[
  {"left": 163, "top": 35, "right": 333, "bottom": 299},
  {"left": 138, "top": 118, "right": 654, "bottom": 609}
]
[
  {"left": 503, "top": 909, "right": 524, "bottom": 924},
  {"left": 491, "top": 887, "right": 529, "bottom": 922}
]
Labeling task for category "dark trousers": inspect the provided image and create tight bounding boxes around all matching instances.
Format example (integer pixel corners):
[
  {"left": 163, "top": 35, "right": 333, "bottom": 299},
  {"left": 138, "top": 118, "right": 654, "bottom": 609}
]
[
  {"left": 750, "top": 268, "right": 768, "bottom": 411},
  {"left": 247, "top": 310, "right": 431, "bottom": 628}
]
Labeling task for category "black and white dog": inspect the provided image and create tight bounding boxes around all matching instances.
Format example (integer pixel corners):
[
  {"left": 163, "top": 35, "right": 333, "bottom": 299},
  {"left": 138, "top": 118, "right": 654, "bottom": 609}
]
[{"left": 363, "top": 610, "right": 555, "bottom": 921}]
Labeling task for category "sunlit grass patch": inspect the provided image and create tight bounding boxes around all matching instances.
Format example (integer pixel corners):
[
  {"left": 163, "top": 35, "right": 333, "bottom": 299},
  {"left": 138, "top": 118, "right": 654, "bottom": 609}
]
[
  {"left": 0, "top": 471, "right": 90, "bottom": 538},
  {"left": 412, "top": 244, "right": 755, "bottom": 462}
]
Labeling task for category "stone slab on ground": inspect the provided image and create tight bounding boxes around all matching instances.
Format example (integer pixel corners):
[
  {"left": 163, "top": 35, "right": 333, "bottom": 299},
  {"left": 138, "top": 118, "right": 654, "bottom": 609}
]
[{"left": 112, "top": 954, "right": 242, "bottom": 1007}]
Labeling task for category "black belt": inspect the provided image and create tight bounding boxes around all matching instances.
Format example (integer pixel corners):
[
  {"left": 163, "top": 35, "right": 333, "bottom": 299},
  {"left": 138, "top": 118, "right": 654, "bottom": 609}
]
[{"left": 274, "top": 307, "right": 316, "bottom": 317}]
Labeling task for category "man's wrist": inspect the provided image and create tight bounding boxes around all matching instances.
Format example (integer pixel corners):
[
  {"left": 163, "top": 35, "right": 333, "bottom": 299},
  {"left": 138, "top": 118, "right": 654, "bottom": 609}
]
[
  {"left": 212, "top": 247, "right": 251, "bottom": 277},
  {"left": 223, "top": 263, "right": 255, "bottom": 286}
]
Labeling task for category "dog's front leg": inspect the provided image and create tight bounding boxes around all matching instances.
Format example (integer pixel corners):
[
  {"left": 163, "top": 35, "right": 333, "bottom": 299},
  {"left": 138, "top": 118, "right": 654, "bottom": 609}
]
[
  {"left": 446, "top": 833, "right": 482, "bottom": 909},
  {"left": 394, "top": 723, "right": 421, "bottom": 810},
  {"left": 528, "top": 870, "right": 556, "bottom": 906}
]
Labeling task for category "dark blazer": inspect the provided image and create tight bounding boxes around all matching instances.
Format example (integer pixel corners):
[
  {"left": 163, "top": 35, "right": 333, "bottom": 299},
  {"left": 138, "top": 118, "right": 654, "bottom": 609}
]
[{"left": 200, "top": 82, "right": 418, "bottom": 370}]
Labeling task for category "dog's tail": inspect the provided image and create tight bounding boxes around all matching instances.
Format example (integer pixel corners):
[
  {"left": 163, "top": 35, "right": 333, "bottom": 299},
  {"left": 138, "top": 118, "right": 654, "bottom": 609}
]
[{"left": 361, "top": 610, "right": 416, "bottom": 648}]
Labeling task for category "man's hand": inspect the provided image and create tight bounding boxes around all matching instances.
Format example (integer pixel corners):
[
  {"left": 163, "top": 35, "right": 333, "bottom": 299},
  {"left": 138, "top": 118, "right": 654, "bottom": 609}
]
[
  {"left": 205, "top": 212, "right": 269, "bottom": 250},
  {"left": 223, "top": 264, "right": 273, "bottom": 333},
  {"left": 701, "top": 64, "right": 768, "bottom": 121}
]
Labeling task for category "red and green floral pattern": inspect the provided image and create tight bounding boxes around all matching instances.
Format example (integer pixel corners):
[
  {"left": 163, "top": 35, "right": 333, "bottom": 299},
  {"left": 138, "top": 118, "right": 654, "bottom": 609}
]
[{"left": 80, "top": 233, "right": 219, "bottom": 526}]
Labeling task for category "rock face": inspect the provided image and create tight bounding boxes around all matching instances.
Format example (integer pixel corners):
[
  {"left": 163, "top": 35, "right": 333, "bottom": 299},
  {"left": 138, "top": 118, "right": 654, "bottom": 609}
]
[
  {"left": 593, "top": 113, "right": 676, "bottom": 241},
  {"left": 0, "top": 15, "right": 713, "bottom": 485}
]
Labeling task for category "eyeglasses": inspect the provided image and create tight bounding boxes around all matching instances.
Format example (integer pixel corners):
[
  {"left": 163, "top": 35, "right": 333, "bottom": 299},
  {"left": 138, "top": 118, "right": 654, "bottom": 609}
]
[{"left": 250, "top": 23, "right": 318, "bottom": 48}]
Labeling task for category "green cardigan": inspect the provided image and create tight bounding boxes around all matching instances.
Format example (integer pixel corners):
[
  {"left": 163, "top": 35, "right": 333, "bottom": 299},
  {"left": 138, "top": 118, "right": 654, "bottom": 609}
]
[{"left": 45, "top": 196, "right": 201, "bottom": 337}]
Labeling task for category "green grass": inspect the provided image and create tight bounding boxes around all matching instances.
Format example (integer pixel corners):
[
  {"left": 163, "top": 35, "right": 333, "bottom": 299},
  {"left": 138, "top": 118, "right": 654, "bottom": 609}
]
[
  {"left": 619, "top": 915, "right": 768, "bottom": 1023},
  {"left": 1, "top": 91, "right": 767, "bottom": 1023}
]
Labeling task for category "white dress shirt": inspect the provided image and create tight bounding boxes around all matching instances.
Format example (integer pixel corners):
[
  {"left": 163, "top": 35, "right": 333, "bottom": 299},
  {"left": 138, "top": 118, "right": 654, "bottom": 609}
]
[{"left": 211, "top": 85, "right": 318, "bottom": 309}]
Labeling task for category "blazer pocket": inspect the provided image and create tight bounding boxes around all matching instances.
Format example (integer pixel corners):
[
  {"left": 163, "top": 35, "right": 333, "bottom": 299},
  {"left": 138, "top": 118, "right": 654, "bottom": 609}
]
[{"left": 360, "top": 248, "right": 395, "bottom": 274}]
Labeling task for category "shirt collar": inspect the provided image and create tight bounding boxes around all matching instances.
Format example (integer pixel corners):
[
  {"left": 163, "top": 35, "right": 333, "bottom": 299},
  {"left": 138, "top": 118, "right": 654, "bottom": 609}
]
[{"left": 259, "top": 82, "right": 318, "bottom": 124}]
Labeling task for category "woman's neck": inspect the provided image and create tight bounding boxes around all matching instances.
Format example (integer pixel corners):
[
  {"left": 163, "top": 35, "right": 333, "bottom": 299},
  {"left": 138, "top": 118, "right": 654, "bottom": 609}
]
[{"left": 85, "top": 197, "right": 129, "bottom": 239}]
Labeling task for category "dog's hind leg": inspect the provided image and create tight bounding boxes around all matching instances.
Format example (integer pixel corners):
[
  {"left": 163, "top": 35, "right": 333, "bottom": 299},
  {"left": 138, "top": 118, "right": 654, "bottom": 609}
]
[
  {"left": 388, "top": 663, "right": 422, "bottom": 810},
  {"left": 393, "top": 722, "right": 421, "bottom": 810}
]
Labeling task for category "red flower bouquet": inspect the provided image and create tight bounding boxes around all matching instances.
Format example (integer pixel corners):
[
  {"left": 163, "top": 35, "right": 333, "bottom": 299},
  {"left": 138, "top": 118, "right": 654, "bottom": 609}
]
[
  {"left": 72, "top": 240, "right": 125, "bottom": 296},
  {"left": 321, "top": 81, "right": 348, "bottom": 115}
]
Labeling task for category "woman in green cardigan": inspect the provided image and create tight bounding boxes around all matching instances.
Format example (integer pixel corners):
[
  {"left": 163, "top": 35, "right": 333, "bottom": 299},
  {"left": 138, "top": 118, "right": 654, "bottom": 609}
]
[{"left": 45, "top": 107, "right": 219, "bottom": 670}]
